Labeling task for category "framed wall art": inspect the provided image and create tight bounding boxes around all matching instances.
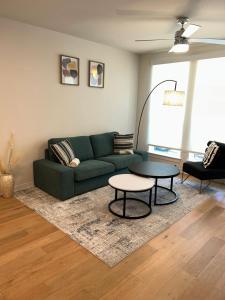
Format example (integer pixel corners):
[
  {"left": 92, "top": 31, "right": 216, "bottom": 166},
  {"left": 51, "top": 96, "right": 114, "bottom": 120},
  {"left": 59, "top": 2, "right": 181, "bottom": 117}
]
[
  {"left": 88, "top": 60, "right": 105, "bottom": 88},
  {"left": 60, "top": 55, "right": 79, "bottom": 85}
]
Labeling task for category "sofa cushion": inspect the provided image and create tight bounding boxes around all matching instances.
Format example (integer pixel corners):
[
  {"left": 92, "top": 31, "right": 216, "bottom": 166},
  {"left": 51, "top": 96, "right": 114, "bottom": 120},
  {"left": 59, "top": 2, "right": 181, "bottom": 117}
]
[
  {"left": 90, "top": 132, "right": 117, "bottom": 158},
  {"left": 98, "top": 154, "right": 142, "bottom": 170},
  {"left": 73, "top": 160, "right": 115, "bottom": 181},
  {"left": 48, "top": 136, "right": 94, "bottom": 162}
]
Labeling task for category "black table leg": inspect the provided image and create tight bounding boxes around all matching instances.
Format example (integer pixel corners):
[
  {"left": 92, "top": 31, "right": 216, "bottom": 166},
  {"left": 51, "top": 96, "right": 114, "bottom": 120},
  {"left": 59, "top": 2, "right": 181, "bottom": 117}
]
[
  {"left": 123, "top": 191, "right": 126, "bottom": 217},
  {"left": 170, "top": 177, "right": 173, "bottom": 191},
  {"left": 149, "top": 188, "right": 152, "bottom": 205},
  {"left": 149, "top": 188, "right": 152, "bottom": 213},
  {"left": 154, "top": 178, "right": 158, "bottom": 205},
  {"left": 108, "top": 188, "right": 152, "bottom": 219},
  {"left": 154, "top": 176, "right": 178, "bottom": 205}
]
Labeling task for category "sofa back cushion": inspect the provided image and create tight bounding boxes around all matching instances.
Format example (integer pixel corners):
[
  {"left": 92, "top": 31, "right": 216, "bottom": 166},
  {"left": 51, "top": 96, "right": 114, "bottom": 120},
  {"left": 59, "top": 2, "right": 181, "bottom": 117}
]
[
  {"left": 48, "top": 136, "right": 94, "bottom": 162},
  {"left": 90, "top": 132, "right": 117, "bottom": 158}
]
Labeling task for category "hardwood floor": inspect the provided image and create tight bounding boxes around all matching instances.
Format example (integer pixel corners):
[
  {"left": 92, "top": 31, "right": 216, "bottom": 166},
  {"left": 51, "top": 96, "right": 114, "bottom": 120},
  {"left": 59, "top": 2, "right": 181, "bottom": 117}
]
[{"left": 0, "top": 192, "right": 225, "bottom": 299}]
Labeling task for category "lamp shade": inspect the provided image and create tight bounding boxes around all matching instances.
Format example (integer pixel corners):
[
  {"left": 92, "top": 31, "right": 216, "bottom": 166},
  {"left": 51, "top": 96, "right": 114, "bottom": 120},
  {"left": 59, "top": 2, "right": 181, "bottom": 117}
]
[{"left": 163, "top": 90, "right": 185, "bottom": 106}]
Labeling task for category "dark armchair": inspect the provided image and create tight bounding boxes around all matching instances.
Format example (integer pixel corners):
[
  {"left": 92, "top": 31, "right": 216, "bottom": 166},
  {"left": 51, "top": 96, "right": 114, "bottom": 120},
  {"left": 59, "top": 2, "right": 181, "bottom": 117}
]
[{"left": 182, "top": 141, "right": 225, "bottom": 192}]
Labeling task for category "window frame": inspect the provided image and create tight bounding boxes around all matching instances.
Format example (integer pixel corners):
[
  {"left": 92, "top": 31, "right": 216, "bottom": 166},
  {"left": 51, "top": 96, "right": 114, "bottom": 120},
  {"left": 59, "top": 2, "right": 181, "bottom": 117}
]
[{"left": 147, "top": 56, "right": 225, "bottom": 162}]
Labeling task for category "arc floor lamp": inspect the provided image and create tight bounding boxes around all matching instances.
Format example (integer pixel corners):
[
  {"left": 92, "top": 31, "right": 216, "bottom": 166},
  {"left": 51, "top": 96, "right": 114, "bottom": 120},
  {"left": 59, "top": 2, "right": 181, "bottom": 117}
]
[{"left": 136, "top": 79, "right": 185, "bottom": 149}]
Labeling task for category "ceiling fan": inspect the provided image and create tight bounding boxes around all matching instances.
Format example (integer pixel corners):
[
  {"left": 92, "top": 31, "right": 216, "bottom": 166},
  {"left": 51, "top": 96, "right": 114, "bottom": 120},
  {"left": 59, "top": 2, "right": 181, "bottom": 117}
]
[{"left": 135, "top": 16, "right": 225, "bottom": 53}]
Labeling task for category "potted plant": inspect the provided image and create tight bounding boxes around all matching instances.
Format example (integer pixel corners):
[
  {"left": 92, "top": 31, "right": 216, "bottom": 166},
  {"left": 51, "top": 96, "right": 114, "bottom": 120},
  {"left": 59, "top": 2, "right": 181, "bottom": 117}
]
[{"left": 0, "top": 133, "right": 19, "bottom": 198}]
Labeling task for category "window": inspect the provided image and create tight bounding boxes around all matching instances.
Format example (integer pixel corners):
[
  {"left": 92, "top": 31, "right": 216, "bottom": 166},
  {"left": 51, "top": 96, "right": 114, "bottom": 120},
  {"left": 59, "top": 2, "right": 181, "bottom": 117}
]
[
  {"left": 188, "top": 57, "right": 225, "bottom": 152},
  {"left": 148, "top": 62, "right": 190, "bottom": 158},
  {"left": 188, "top": 152, "right": 204, "bottom": 162},
  {"left": 148, "top": 56, "right": 225, "bottom": 160},
  {"left": 149, "top": 146, "right": 181, "bottom": 159}
]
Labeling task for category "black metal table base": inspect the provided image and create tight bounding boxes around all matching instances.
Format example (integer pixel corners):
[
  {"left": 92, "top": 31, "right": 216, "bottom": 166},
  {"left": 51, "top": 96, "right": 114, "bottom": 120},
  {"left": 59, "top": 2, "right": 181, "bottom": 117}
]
[
  {"left": 154, "top": 178, "right": 178, "bottom": 205},
  {"left": 108, "top": 189, "right": 152, "bottom": 219}
]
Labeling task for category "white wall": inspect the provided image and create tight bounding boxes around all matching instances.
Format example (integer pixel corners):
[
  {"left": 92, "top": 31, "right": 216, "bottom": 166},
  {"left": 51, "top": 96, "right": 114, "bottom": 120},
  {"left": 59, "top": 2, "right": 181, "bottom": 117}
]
[{"left": 0, "top": 18, "right": 139, "bottom": 190}]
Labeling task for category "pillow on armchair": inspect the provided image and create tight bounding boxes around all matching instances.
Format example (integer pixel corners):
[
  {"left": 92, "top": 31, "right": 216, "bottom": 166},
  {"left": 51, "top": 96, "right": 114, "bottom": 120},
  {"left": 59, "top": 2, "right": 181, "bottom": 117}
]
[
  {"left": 206, "top": 141, "right": 225, "bottom": 168},
  {"left": 203, "top": 141, "right": 220, "bottom": 168},
  {"left": 113, "top": 133, "right": 134, "bottom": 155}
]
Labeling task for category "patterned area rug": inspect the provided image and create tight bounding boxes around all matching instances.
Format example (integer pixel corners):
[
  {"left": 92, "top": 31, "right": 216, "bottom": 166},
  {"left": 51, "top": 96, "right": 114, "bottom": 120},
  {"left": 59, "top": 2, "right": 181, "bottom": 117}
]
[{"left": 16, "top": 179, "right": 220, "bottom": 267}]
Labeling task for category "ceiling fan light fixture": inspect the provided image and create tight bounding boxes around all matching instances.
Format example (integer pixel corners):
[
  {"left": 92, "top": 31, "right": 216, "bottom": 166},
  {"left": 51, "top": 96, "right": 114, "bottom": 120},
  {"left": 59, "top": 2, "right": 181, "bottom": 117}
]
[
  {"left": 169, "top": 43, "right": 189, "bottom": 53},
  {"left": 133, "top": 15, "right": 225, "bottom": 52}
]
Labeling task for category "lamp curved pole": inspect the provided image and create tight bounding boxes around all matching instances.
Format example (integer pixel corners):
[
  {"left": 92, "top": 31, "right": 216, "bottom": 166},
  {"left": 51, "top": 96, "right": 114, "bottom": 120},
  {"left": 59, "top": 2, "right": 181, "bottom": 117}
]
[{"left": 136, "top": 79, "right": 177, "bottom": 149}]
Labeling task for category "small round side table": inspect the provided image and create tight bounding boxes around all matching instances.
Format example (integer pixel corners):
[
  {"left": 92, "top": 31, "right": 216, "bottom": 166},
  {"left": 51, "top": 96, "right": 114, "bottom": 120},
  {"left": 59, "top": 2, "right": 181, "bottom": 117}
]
[{"left": 108, "top": 174, "right": 155, "bottom": 219}]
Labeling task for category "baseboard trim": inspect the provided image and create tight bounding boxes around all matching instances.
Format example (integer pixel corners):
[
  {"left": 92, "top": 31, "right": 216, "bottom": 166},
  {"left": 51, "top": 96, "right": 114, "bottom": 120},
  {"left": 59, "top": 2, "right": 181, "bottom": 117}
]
[{"left": 15, "top": 181, "right": 34, "bottom": 192}]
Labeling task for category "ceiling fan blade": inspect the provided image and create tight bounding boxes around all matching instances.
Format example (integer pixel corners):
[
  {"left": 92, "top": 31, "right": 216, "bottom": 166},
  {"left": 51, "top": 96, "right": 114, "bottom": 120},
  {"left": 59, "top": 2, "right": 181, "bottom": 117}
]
[
  {"left": 182, "top": 24, "right": 201, "bottom": 38},
  {"left": 135, "top": 39, "right": 173, "bottom": 42},
  {"left": 190, "top": 38, "right": 225, "bottom": 45},
  {"left": 169, "top": 44, "right": 190, "bottom": 53}
]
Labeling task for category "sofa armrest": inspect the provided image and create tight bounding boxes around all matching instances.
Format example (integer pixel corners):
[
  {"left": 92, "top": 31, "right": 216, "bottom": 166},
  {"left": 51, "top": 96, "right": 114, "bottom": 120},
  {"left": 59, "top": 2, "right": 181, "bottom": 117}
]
[
  {"left": 134, "top": 150, "right": 149, "bottom": 161},
  {"left": 33, "top": 159, "right": 74, "bottom": 200}
]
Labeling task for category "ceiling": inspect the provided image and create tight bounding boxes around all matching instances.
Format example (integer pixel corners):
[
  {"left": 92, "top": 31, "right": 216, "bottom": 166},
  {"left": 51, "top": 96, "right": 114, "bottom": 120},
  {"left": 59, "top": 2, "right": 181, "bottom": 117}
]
[{"left": 0, "top": 0, "right": 225, "bottom": 53}]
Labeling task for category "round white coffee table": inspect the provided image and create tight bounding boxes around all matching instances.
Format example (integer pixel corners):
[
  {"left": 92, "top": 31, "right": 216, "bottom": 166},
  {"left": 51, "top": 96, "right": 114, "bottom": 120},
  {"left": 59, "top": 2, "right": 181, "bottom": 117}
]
[{"left": 108, "top": 174, "right": 155, "bottom": 219}]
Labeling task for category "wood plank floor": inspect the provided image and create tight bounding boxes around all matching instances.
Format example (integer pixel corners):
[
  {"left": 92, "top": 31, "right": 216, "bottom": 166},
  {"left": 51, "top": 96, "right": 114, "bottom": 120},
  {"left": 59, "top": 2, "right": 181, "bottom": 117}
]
[{"left": 0, "top": 191, "right": 225, "bottom": 299}]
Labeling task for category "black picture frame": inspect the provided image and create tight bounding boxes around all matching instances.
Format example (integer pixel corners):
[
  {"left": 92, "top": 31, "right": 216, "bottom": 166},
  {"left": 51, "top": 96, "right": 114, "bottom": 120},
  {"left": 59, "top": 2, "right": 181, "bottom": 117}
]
[{"left": 60, "top": 55, "right": 79, "bottom": 86}]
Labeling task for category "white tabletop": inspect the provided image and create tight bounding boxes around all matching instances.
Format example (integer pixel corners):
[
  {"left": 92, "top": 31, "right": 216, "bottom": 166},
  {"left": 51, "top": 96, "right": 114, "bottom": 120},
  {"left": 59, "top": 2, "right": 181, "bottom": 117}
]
[{"left": 108, "top": 174, "right": 155, "bottom": 192}]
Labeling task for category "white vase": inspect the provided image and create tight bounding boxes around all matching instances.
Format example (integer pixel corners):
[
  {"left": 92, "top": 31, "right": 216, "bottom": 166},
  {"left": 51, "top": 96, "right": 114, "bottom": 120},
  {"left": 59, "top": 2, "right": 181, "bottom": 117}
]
[{"left": 0, "top": 174, "right": 15, "bottom": 198}]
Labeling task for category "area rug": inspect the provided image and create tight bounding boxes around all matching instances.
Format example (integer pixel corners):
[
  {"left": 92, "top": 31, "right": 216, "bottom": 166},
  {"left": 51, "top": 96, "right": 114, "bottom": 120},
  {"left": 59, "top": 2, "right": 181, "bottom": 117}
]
[{"left": 16, "top": 179, "right": 220, "bottom": 267}]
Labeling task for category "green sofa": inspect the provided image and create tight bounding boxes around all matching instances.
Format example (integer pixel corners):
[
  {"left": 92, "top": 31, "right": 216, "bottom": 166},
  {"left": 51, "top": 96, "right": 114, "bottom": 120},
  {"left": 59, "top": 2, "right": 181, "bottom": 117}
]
[{"left": 33, "top": 132, "right": 148, "bottom": 200}]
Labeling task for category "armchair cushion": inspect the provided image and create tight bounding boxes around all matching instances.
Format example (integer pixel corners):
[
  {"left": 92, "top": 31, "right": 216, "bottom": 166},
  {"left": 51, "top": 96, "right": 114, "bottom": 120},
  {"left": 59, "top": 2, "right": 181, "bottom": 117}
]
[{"left": 183, "top": 161, "right": 225, "bottom": 180}]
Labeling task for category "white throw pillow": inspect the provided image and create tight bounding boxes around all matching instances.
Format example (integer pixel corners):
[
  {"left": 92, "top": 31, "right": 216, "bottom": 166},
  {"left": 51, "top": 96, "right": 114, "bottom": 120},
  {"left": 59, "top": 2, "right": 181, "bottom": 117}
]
[
  {"left": 203, "top": 142, "right": 219, "bottom": 168},
  {"left": 69, "top": 158, "right": 80, "bottom": 167}
]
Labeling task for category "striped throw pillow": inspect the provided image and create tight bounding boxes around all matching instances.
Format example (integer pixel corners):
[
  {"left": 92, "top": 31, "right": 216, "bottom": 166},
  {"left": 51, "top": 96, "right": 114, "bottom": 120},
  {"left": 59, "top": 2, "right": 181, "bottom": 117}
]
[
  {"left": 114, "top": 134, "right": 134, "bottom": 155},
  {"left": 203, "top": 142, "right": 219, "bottom": 168},
  {"left": 50, "top": 139, "right": 80, "bottom": 167}
]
